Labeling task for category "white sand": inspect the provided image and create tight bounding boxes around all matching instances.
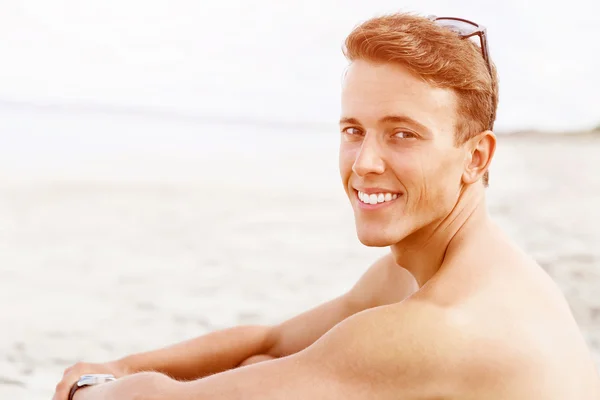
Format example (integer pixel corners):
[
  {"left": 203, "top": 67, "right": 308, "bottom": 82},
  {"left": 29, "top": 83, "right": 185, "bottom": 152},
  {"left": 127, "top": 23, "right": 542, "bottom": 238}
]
[{"left": 1, "top": 132, "right": 599, "bottom": 399}]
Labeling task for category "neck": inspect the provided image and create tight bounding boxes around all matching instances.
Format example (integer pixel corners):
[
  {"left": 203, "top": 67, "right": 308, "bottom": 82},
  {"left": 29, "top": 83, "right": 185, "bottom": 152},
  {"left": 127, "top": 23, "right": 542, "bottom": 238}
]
[{"left": 390, "top": 184, "right": 491, "bottom": 287}]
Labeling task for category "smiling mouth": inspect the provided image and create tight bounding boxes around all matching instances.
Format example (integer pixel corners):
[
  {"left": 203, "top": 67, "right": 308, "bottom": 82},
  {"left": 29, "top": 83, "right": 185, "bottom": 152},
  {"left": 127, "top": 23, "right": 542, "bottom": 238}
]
[{"left": 356, "top": 190, "right": 401, "bottom": 205}]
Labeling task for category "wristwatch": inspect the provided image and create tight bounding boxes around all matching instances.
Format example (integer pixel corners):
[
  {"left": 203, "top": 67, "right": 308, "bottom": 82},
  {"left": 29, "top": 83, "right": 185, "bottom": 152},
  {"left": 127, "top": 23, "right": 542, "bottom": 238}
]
[{"left": 68, "top": 374, "right": 116, "bottom": 400}]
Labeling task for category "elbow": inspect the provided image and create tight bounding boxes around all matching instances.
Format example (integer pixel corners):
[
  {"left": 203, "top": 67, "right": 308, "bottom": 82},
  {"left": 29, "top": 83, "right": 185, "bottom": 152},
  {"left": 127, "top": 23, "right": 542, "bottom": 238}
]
[{"left": 231, "top": 325, "right": 279, "bottom": 368}]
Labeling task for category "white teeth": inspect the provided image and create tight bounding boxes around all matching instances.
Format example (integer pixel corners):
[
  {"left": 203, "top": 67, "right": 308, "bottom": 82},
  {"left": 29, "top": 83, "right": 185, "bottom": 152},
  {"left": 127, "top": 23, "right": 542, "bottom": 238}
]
[{"left": 357, "top": 191, "right": 399, "bottom": 205}]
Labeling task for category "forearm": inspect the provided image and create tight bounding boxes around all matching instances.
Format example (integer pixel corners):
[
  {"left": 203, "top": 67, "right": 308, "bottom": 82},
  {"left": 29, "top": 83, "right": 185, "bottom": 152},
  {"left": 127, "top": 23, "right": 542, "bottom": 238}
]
[
  {"left": 80, "top": 356, "right": 317, "bottom": 400},
  {"left": 118, "top": 325, "right": 274, "bottom": 381}
]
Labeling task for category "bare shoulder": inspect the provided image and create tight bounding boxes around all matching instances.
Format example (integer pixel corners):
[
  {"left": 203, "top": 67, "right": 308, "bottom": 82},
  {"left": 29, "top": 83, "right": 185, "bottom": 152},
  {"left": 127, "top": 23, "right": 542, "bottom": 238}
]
[
  {"left": 176, "top": 298, "right": 479, "bottom": 399},
  {"left": 301, "top": 297, "right": 496, "bottom": 399},
  {"left": 179, "top": 293, "right": 544, "bottom": 399},
  {"left": 346, "top": 252, "right": 418, "bottom": 309}
]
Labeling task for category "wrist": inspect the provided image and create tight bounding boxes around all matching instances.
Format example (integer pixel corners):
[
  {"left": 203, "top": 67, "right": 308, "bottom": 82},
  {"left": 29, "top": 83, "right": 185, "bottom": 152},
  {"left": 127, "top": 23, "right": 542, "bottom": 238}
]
[
  {"left": 71, "top": 385, "right": 91, "bottom": 400},
  {"left": 69, "top": 374, "right": 117, "bottom": 400},
  {"left": 114, "top": 355, "right": 137, "bottom": 376},
  {"left": 126, "top": 372, "right": 184, "bottom": 400}
]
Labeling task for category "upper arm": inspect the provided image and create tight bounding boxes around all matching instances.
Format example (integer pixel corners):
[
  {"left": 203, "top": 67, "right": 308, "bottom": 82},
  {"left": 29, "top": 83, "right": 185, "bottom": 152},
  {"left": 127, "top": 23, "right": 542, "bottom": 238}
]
[
  {"left": 180, "top": 302, "right": 471, "bottom": 400},
  {"left": 266, "top": 253, "right": 418, "bottom": 358}
]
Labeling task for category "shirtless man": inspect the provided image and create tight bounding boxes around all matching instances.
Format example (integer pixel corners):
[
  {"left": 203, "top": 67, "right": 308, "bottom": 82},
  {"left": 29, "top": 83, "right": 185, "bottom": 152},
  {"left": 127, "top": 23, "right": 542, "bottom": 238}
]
[{"left": 52, "top": 12, "right": 600, "bottom": 400}]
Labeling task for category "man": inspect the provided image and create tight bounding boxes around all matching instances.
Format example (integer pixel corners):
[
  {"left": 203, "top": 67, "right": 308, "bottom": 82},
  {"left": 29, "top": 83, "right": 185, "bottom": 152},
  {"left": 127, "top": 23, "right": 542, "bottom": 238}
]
[{"left": 53, "top": 12, "right": 600, "bottom": 399}]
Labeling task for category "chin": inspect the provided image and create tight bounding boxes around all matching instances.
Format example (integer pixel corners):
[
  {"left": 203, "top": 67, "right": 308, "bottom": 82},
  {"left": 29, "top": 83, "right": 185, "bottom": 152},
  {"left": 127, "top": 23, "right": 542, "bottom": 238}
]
[
  {"left": 355, "top": 226, "right": 402, "bottom": 247},
  {"left": 354, "top": 214, "right": 420, "bottom": 247},
  {"left": 357, "top": 236, "right": 394, "bottom": 247}
]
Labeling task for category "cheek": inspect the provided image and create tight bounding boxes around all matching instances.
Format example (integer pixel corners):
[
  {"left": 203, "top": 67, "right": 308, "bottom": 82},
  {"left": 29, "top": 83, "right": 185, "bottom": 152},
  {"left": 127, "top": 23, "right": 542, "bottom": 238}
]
[
  {"left": 394, "top": 149, "right": 462, "bottom": 209},
  {"left": 388, "top": 150, "right": 423, "bottom": 185},
  {"left": 421, "top": 151, "right": 464, "bottom": 203}
]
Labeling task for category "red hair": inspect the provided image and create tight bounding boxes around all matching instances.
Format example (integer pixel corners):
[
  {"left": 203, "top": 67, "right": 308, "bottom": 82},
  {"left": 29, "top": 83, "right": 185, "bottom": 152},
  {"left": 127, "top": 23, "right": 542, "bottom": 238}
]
[{"left": 342, "top": 13, "right": 499, "bottom": 186}]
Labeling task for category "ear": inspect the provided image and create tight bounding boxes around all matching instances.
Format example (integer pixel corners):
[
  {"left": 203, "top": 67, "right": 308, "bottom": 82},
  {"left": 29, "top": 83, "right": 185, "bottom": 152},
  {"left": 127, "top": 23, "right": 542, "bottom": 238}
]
[{"left": 462, "top": 130, "right": 496, "bottom": 185}]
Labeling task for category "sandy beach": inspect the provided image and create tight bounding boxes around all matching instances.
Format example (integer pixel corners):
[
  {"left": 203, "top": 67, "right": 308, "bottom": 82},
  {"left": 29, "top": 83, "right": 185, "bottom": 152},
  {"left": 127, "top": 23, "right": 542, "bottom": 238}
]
[
  {"left": 1, "top": 122, "right": 599, "bottom": 399},
  {"left": 1, "top": 1, "right": 599, "bottom": 397}
]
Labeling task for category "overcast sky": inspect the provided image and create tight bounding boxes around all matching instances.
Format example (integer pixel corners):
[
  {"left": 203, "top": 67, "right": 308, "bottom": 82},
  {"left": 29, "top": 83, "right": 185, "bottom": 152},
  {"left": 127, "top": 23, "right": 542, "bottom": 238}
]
[{"left": 0, "top": 0, "right": 598, "bottom": 132}]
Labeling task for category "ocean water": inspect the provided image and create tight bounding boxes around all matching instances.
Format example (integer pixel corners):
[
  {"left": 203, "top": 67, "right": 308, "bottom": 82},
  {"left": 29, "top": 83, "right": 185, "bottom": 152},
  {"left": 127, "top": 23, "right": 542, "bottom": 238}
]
[{"left": 0, "top": 104, "right": 341, "bottom": 183}]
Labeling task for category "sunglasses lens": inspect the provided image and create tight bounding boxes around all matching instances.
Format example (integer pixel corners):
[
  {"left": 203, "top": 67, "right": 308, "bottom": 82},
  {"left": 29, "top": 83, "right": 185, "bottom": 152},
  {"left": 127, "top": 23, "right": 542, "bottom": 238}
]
[
  {"left": 434, "top": 18, "right": 477, "bottom": 35},
  {"left": 434, "top": 18, "right": 482, "bottom": 47},
  {"left": 430, "top": 16, "right": 491, "bottom": 73}
]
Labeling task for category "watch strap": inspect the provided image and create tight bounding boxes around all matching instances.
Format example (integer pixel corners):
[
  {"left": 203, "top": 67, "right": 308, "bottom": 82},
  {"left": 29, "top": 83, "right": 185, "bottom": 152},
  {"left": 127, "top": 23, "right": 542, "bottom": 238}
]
[{"left": 67, "top": 381, "right": 81, "bottom": 400}]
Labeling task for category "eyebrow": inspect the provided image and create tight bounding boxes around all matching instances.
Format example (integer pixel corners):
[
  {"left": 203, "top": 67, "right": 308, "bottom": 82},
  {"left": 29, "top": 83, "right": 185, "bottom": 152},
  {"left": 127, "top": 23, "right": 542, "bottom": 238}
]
[{"left": 339, "top": 114, "right": 431, "bottom": 134}]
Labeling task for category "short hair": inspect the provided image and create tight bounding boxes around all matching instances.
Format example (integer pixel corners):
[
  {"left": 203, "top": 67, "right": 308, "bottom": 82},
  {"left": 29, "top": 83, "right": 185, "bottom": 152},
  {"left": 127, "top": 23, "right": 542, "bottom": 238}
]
[{"left": 342, "top": 13, "right": 499, "bottom": 186}]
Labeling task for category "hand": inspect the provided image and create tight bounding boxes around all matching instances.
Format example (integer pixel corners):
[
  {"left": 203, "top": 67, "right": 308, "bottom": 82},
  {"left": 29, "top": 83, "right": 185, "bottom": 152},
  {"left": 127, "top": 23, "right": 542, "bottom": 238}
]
[{"left": 52, "top": 360, "right": 129, "bottom": 400}]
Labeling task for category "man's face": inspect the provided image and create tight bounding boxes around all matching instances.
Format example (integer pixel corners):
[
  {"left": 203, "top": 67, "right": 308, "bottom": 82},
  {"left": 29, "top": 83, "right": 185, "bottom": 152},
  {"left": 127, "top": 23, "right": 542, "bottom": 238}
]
[{"left": 339, "top": 60, "right": 469, "bottom": 247}]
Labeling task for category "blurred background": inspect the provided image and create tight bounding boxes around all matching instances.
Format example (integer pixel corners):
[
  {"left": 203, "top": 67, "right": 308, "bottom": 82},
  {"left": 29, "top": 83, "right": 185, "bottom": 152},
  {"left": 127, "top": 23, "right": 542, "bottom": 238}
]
[{"left": 1, "top": 1, "right": 599, "bottom": 398}]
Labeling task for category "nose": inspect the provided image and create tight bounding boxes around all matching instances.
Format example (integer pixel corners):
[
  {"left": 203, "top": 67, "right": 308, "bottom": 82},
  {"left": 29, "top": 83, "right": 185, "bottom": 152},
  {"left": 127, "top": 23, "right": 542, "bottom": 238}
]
[{"left": 352, "top": 133, "right": 386, "bottom": 177}]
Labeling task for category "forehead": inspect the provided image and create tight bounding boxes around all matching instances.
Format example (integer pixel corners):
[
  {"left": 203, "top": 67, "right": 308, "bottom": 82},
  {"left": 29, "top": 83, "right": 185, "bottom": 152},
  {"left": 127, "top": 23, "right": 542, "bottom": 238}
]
[{"left": 341, "top": 60, "right": 458, "bottom": 134}]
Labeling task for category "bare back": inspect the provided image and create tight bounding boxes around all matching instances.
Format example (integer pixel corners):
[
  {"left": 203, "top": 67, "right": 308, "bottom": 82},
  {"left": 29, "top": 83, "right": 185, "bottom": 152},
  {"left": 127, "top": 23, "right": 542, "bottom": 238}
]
[{"left": 410, "top": 227, "right": 600, "bottom": 398}]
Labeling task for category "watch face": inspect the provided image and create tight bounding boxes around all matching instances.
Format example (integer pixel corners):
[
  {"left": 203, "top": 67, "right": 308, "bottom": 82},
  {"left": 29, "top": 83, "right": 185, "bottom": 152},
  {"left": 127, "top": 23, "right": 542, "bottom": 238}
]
[{"left": 78, "top": 374, "right": 117, "bottom": 387}]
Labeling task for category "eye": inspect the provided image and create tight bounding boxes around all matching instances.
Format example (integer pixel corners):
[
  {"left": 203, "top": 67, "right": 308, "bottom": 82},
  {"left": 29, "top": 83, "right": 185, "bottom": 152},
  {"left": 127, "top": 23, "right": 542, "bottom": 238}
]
[
  {"left": 341, "top": 127, "right": 364, "bottom": 137},
  {"left": 393, "top": 130, "right": 418, "bottom": 139}
]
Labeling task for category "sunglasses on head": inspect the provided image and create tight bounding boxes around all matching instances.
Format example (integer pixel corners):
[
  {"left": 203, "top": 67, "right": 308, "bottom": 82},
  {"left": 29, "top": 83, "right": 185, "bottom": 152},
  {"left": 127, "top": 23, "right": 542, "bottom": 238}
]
[{"left": 428, "top": 16, "right": 492, "bottom": 75}]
